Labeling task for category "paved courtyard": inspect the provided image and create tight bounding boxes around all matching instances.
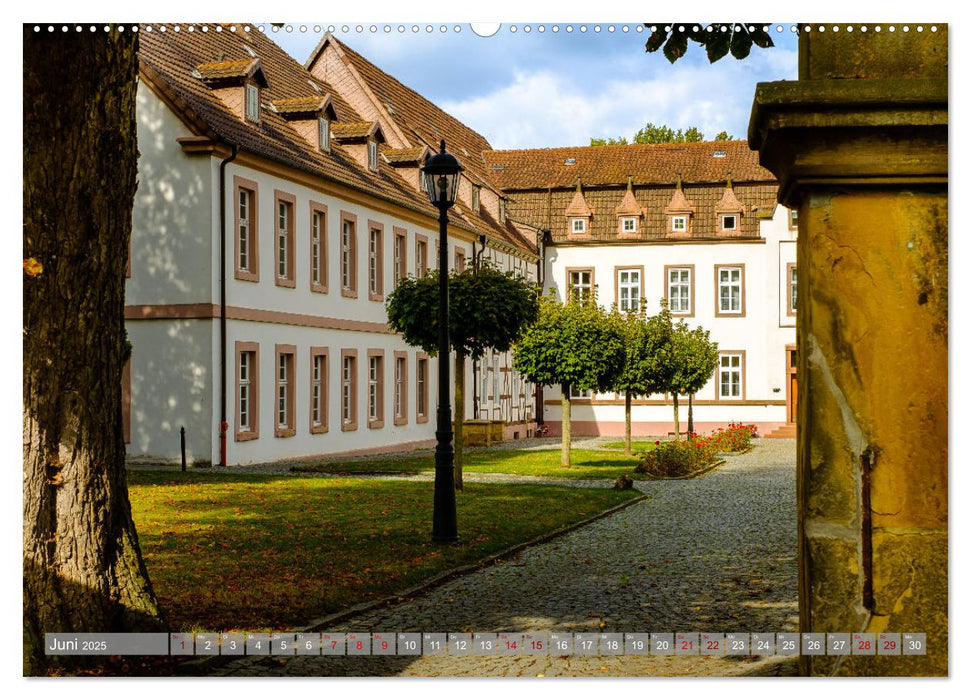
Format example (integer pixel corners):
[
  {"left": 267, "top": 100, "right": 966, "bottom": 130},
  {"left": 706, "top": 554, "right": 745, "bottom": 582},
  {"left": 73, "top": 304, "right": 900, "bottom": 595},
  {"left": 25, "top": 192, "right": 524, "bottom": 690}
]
[{"left": 209, "top": 439, "right": 798, "bottom": 677}]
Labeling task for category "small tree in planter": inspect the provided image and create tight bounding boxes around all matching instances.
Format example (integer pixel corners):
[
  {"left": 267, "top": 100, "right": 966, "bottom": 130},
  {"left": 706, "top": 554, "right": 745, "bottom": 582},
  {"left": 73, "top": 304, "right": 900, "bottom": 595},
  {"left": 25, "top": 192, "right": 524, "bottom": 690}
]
[
  {"left": 513, "top": 292, "right": 625, "bottom": 467},
  {"left": 612, "top": 304, "right": 675, "bottom": 454},
  {"left": 386, "top": 262, "right": 539, "bottom": 490},
  {"left": 662, "top": 321, "right": 719, "bottom": 441}
]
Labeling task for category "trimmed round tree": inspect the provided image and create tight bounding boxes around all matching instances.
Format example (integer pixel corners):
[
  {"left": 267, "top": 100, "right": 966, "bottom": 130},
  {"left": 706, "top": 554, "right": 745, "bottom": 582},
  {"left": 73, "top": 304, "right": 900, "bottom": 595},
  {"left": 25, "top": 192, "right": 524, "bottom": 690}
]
[
  {"left": 385, "top": 262, "right": 539, "bottom": 489},
  {"left": 612, "top": 305, "right": 675, "bottom": 454},
  {"left": 663, "top": 321, "right": 719, "bottom": 440},
  {"left": 513, "top": 293, "right": 626, "bottom": 467}
]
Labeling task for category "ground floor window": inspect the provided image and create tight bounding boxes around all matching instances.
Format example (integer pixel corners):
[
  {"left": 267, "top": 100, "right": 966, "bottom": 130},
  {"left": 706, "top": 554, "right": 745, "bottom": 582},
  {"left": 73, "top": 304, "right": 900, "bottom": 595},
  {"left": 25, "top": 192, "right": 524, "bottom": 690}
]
[{"left": 718, "top": 352, "right": 744, "bottom": 400}]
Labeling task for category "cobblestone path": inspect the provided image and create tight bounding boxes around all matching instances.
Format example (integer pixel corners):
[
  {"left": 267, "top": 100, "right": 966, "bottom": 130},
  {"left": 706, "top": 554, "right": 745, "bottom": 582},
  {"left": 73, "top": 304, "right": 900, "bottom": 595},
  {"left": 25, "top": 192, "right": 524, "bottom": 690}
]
[{"left": 210, "top": 439, "right": 798, "bottom": 677}]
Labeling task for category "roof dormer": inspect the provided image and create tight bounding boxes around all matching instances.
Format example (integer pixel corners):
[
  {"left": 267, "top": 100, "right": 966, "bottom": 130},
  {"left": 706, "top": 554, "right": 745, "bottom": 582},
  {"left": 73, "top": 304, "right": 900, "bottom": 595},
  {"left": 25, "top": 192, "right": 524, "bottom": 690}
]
[
  {"left": 194, "top": 58, "right": 268, "bottom": 123},
  {"left": 383, "top": 145, "right": 431, "bottom": 192},
  {"left": 663, "top": 174, "right": 696, "bottom": 237},
  {"left": 565, "top": 178, "right": 593, "bottom": 236},
  {"left": 614, "top": 175, "right": 644, "bottom": 237},
  {"left": 714, "top": 172, "right": 745, "bottom": 236},
  {"left": 331, "top": 121, "right": 387, "bottom": 173},
  {"left": 271, "top": 95, "right": 338, "bottom": 152}
]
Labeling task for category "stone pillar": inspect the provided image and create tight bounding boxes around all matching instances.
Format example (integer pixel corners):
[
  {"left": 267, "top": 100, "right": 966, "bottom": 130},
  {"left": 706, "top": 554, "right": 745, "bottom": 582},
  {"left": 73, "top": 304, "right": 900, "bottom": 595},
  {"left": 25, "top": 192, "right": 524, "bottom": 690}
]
[{"left": 749, "top": 26, "right": 947, "bottom": 676}]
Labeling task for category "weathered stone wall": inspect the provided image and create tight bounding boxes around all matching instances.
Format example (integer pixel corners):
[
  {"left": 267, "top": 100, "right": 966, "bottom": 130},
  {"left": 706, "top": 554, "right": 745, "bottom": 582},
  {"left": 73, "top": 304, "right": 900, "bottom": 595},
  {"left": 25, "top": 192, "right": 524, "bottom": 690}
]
[{"left": 750, "top": 25, "right": 947, "bottom": 676}]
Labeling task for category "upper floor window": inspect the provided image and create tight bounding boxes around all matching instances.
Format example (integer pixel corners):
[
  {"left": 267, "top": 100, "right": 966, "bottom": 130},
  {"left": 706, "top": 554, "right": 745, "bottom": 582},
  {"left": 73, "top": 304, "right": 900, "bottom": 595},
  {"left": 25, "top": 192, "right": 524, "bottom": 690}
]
[
  {"left": 716, "top": 265, "right": 744, "bottom": 316},
  {"left": 671, "top": 215, "right": 687, "bottom": 233},
  {"left": 621, "top": 217, "right": 637, "bottom": 233},
  {"left": 310, "top": 205, "right": 327, "bottom": 293},
  {"left": 499, "top": 198, "right": 507, "bottom": 223},
  {"left": 416, "top": 237, "right": 428, "bottom": 277},
  {"left": 319, "top": 117, "right": 330, "bottom": 152},
  {"left": 571, "top": 218, "right": 587, "bottom": 234},
  {"left": 721, "top": 214, "right": 737, "bottom": 231},
  {"left": 368, "top": 227, "right": 384, "bottom": 300},
  {"left": 245, "top": 83, "right": 260, "bottom": 122},
  {"left": 472, "top": 186, "right": 481, "bottom": 214},
  {"left": 234, "top": 177, "right": 259, "bottom": 282},
  {"left": 666, "top": 266, "right": 693, "bottom": 316},
  {"left": 341, "top": 216, "right": 357, "bottom": 297},
  {"left": 275, "top": 193, "right": 295, "bottom": 287},
  {"left": 789, "top": 209, "right": 798, "bottom": 230},
  {"left": 788, "top": 263, "right": 798, "bottom": 315},
  {"left": 394, "top": 231, "right": 407, "bottom": 286},
  {"left": 617, "top": 268, "right": 641, "bottom": 312},
  {"left": 367, "top": 139, "right": 378, "bottom": 172}
]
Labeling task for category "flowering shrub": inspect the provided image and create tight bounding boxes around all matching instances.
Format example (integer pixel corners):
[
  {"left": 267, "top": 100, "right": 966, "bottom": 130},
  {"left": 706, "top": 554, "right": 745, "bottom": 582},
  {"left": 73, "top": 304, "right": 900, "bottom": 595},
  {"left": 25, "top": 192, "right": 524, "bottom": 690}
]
[
  {"left": 707, "top": 422, "right": 758, "bottom": 453},
  {"left": 635, "top": 438, "right": 716, "bottom": 477},
  {"left": 535, "top": 423, "right": 550, "bottom": 437}
]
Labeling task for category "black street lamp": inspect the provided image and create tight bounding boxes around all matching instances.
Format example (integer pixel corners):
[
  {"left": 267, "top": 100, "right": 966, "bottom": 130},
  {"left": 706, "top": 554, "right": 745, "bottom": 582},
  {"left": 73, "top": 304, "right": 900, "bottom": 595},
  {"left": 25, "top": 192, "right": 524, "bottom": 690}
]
[{"left": 421, "top": 139, "right": 464, "bottom": 543}]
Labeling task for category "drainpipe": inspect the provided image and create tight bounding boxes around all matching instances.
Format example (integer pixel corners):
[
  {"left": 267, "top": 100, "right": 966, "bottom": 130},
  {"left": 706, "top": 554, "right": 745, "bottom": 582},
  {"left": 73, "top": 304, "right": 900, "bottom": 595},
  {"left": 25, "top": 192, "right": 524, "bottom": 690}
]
[{"left": 218, "top": 144, "right": 239, "bottom": 466}]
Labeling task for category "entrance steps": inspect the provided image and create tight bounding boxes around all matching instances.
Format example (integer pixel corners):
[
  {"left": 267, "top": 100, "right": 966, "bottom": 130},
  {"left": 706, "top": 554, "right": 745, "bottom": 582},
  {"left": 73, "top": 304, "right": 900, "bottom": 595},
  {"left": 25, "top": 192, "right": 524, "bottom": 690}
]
[{"left": 764, "top": 424, "right": 797, "bottom": 439}]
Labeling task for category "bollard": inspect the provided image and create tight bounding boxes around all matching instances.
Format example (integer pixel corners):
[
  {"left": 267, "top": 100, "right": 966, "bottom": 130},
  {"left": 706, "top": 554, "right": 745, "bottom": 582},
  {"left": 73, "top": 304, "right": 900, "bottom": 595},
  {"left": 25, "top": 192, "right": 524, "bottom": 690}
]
[{"left": 180, "top": 426, "right": 186, "bottom": 472}]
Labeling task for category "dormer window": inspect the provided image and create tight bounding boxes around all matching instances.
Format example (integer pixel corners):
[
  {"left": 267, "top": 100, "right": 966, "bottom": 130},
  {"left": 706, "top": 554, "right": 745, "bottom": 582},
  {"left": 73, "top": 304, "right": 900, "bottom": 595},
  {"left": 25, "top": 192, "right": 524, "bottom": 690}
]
[
  {"left": 499, "top": 198, "right": 506, "bottom": 223},
  {"left": 721, "top": 214, "right": 737, "bottom": 231},
  {"left": 671, "top": 215, "right": 687, "bottom": 233},
  {"left": 368, "top": 139, "right": 378, "bottom": 172},
  {"left": 622, "top": 217, "right": 637, "bottom": 233},
  {"left": 572, "top": 218, "right": 587, "bottom": 234},
  {"left": 789, "top": 209, "right": 798, "bottom": 229},
  {"left": 472, "top": 186, "right": 481, "bottom": 214},
  {"left": 319, "top": 117, "right": 330, "bottom": 152},
  {"left": 245, "top": 83, "right": 260, "bottom": 122}
]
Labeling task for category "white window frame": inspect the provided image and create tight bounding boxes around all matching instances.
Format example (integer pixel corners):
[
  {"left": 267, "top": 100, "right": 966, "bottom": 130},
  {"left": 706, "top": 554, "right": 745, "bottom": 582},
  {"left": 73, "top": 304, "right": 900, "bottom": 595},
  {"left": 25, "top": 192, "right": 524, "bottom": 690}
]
[
  {"left": 671, "top": 215, "right": 687, "bottom": 232},
  {"left": 342, "top": 356, "right": 354, "bottom": 424},
  {"left": 238, "top": 189, "right": 251, "bottom": 271},
  {"left": 472, "top": 186, "right": 480, "bottom": 213},
  {"left": 368, "top": 356, "right": 380, "bottom": 422},
  {"left": 277, "top": 201, "right": 289, "bottom": 280},
  {"left": 622, "top": 217, "right": 637, "bottom": 233},
  {"left": 312, "top": 354, "right": 324, "bottom": 428},
  {"left": 341, "top": 221, "right": 353, "bottom": 290},
  {"left": 718, "top": 266, "right": 742, "bottom": 314},
  {"left": 668, "top": 267, "right": 691, "bottom": 314},
  {"left": 571, "top": 218, "right": 587, "bottom": 234},
  {"left": 569, "top": 269, "right": 593, "bottom": 299},
  {"left": 417, "top": 358, "right": 427, "bottom": 417},
  {"left": 719, "top": 353, "right": 743, "bottom": 400},
  {"left": 311, "top": 211, "right": 322, "bottom": 286},
  {"left": 395, "top": 356, "right": 405, "bottom": 420},
  {"left": 570, "top": 384, "right": 592, "bottom": 399},
  {"left": 416, "top": 239, "right": 427, "bottom": 276},
  {"left": 618, "top": 269, "right": 641, "bottom": 312},
  {"left": 245, "top": 83, "right": 260, "bottom": 122},
  {"left": 239, "top": 352, "right": 252, "bottom": 431},
  {"left": 277, "top": 353, "right": 290, "bottom": 429},
  {"left": 368, "top": 139, "right": 378, "bottom": 172},
  {"left": 369, "top": 229, "right": 380, "bottom": 295},
  {"left": 319, "top": 117, "right": 330, "bottom": 151},
  {"left": 721, "top": 214, "right": 738, "bottom": 231}
]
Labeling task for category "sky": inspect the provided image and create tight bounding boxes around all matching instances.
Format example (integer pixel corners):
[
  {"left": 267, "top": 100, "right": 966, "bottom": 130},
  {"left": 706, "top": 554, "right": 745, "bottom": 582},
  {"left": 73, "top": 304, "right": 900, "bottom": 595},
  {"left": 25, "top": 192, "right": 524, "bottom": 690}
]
[{"left": 266, "top": 22, "right": 799, "bottom": 150}]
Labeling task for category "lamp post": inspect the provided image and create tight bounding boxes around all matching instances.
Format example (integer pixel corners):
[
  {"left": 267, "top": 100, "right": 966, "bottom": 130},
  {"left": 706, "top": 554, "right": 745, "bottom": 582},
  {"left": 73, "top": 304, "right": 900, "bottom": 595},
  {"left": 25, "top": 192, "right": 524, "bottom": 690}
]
[{"left": 421, "top": 139, "right": 464, "bottom": 542}]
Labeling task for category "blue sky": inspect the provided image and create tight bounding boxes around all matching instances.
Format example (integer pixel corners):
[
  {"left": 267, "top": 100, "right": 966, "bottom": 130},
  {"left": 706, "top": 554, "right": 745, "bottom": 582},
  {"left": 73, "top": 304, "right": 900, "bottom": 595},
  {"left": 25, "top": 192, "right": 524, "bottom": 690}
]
[{"left": 266, "top": 23, "right": 799, "bottom": 150}]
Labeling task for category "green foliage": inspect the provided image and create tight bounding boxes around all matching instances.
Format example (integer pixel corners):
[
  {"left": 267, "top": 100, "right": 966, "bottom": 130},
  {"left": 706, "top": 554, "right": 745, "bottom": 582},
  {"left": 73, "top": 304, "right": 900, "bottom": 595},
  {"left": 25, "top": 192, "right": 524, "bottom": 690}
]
[
  {"left": 385, "top": 262, "right": 539, "bottom": 360},
  {"left": 635, "top": 438, "right": 716, "bottom": 477},
  {"left": 644, "top": 23, "right": 775, "bottom": 64},
  {"left": 612, "top": 305, "right": 675, "bottom": 397},
  {"left": 590, "top": 123, "right": 717, "bottom": 147},
  {"left": 513, "top": 293, "right": 626, "bottom": 394},
  {"left": 663, "top": 321, "right": 719, "bottom": 396},
  {"left": 713, "top": 131, "right": 736, "bottom": 141}
]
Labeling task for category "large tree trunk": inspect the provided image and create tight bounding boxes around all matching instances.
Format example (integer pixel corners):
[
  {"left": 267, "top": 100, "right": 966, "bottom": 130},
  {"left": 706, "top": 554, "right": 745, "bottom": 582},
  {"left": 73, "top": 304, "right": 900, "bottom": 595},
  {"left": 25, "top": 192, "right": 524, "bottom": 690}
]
[
  {"left": 23, "top": 25, "right": 164, "bottom": 674},
  {"left": 454, "top": 352, "right": 465, "bottom": 491},
  {"left": 672, "top": 395, "right": 681, "bottom": 442},
  {"left": 624, "top": 391, "right": 633, "bottom": 455},
  {"left": 561, "top": 383, "right": 572, "bottom": 467}
]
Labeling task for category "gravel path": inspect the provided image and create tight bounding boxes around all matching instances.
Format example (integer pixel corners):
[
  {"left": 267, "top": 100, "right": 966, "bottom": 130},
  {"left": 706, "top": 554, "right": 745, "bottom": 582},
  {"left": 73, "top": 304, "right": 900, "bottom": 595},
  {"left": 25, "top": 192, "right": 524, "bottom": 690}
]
[{"left": 209, "top": 439, "right": 798, "bottom": 677}]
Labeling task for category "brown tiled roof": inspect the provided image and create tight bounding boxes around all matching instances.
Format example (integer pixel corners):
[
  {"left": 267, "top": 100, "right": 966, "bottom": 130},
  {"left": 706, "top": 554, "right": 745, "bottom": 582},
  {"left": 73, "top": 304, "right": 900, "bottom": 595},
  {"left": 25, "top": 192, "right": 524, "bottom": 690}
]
[
  {"left": 310, "top": 35, "right": 538, "bottom": 256},
  {"left": 715, "top": 185, "right": 745, "bottom": 213},
  {"left": 382, "top": 146, "right": 427, "bottom": 164},
  {"left": 138, "top": 23, "right": 473, "bottom": 233},
  {"left": 614, "top": 186, "right": 642, "bottom": 216},
  {"left": 195, "top": 58, "right": 259, "bottom": 81},
  {"left": 483, "top": 140, "right": 775, "bottom": 191},
  {"left": 271, "top": 95, "right": 327, "bottom": 114},
  {"left": 664, "top": 187, "right": 695, "bottom": 214},
  {"left": 564, "top": 186, "right": 593, "bottom": 217},
  {"left": 331, "top": 121, "right": 378, "bottom": 140}
]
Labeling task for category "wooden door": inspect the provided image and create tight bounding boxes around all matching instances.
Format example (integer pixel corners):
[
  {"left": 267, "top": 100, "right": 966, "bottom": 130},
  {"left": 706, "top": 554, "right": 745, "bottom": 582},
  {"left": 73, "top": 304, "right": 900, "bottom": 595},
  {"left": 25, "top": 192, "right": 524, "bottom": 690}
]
[{"left": 786, "top": 346, "right": 798, "bottom": 424}]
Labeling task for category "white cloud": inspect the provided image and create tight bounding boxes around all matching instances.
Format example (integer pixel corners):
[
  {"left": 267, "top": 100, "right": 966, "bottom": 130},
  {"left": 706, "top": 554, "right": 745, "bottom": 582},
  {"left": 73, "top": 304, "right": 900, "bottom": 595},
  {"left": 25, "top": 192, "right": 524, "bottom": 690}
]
[{"left": 441, "top": 55, "right": 795, "bottom": 150}]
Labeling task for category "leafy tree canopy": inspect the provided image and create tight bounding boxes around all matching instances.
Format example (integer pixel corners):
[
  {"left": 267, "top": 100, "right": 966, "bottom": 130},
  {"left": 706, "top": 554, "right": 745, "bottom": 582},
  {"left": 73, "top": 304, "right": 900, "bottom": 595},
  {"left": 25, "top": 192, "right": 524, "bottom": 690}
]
[
  {"left": 590, "top": 123, "right": 737, "bottom": 146},
  {"left": 612, "top": 305, "right": 675, "bottom": 396},
  {"left": 385, "top": 262, "right": 539, "bottom": 360},
  {"left": 644, "top": 23, "right": 774, "bottom": 64},
  {"left": 513, "top": 293, "right": 625, "bottom": 393},
  {"left": 664, "top": 321, "right": 719, "bottom": 396}
]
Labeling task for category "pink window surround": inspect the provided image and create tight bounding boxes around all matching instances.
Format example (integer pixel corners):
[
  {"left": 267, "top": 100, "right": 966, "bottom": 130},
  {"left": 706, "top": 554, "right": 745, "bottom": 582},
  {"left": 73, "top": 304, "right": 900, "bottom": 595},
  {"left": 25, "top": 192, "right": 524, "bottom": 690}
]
[
  {"left": 367, "top": 220, "right": 385, "bottom": 302},
  {"left": 274, "top": 190, "right": 296, "bottom": 288},
  {"left": 340, "top": 211, "right": 358, "bottom": 298},
  {"left": 341, "top": 348, "right": 359, "bottom": 431},
  {"left": 367, "top": 348, "right": 385, "bottom": 429},
  {"left": 234, "top": 175, "right": 260, "bottom": 282},
  {"left": 235, "top": 340, "right": 260, "bottom": 442},
  {"left": 394, "top": 350, "right": 408, "bottom": 426},
  {"left": 310, "top": 201, "right": 328, "bottom": 294},
  {"left": 274, "top": 344, "right": 296, "bottom": 438},
  {"left": 310, "top": 346, "right": 329, "bottom": 434}
]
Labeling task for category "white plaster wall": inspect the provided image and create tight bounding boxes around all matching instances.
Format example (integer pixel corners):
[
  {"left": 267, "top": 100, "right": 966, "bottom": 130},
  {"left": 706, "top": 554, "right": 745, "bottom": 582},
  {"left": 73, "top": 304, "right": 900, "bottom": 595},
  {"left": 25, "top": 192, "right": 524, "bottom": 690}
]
[
  {"left": 126, "top": 319, "right": 215, "bottom": 463},
  {"left": 541, "top": 208, "right": 797, "bottom": 432},
  {"left": 221, "top": 320, "right": 440, "bottom": 465},
  {"left": 129, "top": 83, "right": 214, "bottom": 306}
]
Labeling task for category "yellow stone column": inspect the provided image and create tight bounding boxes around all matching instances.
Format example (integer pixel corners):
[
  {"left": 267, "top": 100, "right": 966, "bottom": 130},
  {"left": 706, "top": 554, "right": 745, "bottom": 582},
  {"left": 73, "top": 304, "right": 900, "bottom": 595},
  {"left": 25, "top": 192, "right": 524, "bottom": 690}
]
[{"left": 749, "top": 25, "right": 947, "bottom": 676}]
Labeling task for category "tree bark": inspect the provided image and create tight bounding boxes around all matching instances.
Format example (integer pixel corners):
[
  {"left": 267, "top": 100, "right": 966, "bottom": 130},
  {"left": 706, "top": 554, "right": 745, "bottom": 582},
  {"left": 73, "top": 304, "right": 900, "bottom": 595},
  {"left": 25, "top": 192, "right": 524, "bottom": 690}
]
[
  {"left": 624, "top": 391, "right": 632, "bottom": 455},
  {"left": 454, "top": 352, "right": 465, "bottom": 491},
  {"left": 687, "top": 393, "right": 694, "bottom": 438},
  {"left": 23, "top": 25, "right": 164, "bottom": 674},
  {"left": 561, "top": 383, "right": 572, "bottom": 467},
  {"left": 672, "top": 395, "right": 681, "bottom": 442}
]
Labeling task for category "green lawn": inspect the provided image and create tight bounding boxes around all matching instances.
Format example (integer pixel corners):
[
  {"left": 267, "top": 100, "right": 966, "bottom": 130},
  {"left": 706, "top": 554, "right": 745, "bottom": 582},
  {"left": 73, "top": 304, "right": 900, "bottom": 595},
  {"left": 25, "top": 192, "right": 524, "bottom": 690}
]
[
  {"left": 128, "top": 470, "right": 638, "bottom": 632},
  {"left": 292, "top": 447, "right": 643, "bottom": 480},
  {"left": 600, "top": 441, "right": 659, "bottom": 453}
]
